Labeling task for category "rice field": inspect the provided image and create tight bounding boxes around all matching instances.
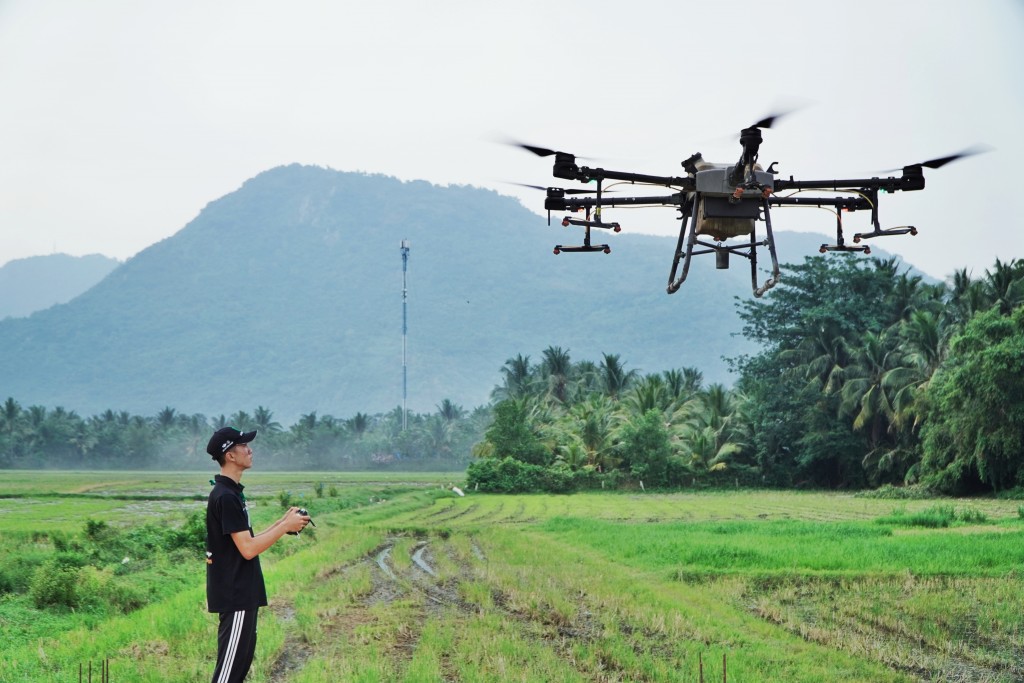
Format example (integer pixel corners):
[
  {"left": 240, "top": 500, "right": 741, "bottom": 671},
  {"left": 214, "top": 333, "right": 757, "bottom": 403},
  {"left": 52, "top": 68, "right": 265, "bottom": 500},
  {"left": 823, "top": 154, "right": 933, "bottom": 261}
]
[{"left": 1, "top": 471, "right": 1022, "bottom": 682}]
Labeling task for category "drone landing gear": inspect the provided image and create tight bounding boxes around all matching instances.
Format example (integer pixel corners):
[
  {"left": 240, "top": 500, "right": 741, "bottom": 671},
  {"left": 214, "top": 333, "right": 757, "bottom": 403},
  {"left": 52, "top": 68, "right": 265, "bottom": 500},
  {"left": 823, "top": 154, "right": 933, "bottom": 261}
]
[
  {"left": 554, "top": 244, "right": 610, "bottom": 254},
  {"left": 552, "top": 198, "right": 615, "bottom": 255},
  {"left": 853, "top": 225, "right": 917, "bottom": 242},
  {"left": 667, "top": 196, "right": 780, "bottom": 298}
]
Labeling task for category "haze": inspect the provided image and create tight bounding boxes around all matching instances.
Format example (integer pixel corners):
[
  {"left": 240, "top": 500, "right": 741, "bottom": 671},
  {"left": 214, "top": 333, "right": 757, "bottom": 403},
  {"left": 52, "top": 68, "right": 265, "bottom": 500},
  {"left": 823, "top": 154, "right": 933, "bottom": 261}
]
[{"left": 1, "top": 0, "right": 1021, "bottom": 280}]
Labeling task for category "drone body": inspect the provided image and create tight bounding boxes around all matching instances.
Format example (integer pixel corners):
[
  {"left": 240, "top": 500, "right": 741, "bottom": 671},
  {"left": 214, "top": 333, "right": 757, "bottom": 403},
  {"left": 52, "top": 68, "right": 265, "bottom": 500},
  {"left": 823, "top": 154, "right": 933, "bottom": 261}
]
[{"left": 515, "top": 122, "right": 980, "bottom": 297}]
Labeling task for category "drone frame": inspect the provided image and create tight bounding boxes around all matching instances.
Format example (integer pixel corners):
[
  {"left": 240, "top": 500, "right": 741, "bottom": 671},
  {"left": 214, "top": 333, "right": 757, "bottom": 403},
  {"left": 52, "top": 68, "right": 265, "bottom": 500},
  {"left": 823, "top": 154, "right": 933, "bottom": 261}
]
[{"left": 535, "top": 128, "right": 938, "bottom": 297}]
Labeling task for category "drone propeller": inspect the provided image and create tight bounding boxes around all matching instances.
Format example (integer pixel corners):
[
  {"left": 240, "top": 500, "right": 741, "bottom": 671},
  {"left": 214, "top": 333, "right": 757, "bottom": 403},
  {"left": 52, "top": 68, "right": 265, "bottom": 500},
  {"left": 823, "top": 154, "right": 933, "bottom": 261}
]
[
  {"left": 517, "top": 143, "right": 563, "bottom": 158},
  {"left": 882, "top": 145, "right": 990, "bottom": 173},
  {"left": 501, "top": 138, "right": 598, "bottom": 161},
  {"left": 750, "top": 112, "right": 787, "bottom": 130},
  {"left": 508, "top": 182, "right": 607, "bottom": 195}
]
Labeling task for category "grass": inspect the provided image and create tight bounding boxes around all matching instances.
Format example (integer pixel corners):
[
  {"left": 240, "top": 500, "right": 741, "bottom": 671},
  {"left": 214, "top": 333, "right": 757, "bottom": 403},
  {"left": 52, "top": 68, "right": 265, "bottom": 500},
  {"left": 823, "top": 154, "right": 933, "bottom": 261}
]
[{"left": 2, "top": 472, "right": 1024, "bottom": 682}]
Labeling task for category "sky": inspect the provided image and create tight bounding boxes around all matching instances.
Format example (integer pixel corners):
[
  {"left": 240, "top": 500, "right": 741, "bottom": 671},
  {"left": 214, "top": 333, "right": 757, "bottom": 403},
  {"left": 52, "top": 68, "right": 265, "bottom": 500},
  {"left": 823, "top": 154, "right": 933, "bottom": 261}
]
[{"left": 1, "top": 0, "right": 1021, "bottom": 281}]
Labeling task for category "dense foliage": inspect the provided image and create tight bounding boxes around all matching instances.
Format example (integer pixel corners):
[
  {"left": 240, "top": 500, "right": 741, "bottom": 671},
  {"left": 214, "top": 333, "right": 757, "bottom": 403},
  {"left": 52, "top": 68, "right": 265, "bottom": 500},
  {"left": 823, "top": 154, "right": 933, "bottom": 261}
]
[
  {"left": 733, "top": 256, "right": 1024, "bottom": 492},
  {"left": 470, "top": 257, "right": 1024, "bottom": 493}
]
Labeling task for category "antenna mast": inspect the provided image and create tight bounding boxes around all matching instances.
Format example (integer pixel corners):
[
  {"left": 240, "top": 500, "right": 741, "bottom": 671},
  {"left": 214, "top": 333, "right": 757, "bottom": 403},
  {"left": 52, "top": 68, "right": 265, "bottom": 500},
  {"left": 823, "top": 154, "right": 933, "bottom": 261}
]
[{"left": 400, "top": 240, "right": 410, "bottom": 432}]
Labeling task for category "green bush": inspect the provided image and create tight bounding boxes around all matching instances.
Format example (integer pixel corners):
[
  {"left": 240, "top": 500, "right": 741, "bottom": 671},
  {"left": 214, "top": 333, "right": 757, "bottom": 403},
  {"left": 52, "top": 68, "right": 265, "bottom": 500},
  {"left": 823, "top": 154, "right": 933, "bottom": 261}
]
[
  {"left": 82, "top": 566, "right": 147, "bottom": 613},
  {"left": 856, "top": 484, "right": 938, "bottom": 500},
  {"left": 467, "top": 457, "right": 574, "bottom": 493},
  {"left": 84, "top": 518, "right": 110, "bottom": 541},
  {"left": 167, "top": 510, "right": 206, "bottom": 553},
  {"left": 29, "top": 561, "right": 83, "bottom": 609}
]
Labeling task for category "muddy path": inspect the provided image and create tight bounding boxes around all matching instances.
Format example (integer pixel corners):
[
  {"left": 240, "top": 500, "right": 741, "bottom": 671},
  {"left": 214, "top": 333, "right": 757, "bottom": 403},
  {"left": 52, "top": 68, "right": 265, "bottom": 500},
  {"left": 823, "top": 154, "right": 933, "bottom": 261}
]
[{"left": 264, "top": 531, "right": 623, "bottom": 682}]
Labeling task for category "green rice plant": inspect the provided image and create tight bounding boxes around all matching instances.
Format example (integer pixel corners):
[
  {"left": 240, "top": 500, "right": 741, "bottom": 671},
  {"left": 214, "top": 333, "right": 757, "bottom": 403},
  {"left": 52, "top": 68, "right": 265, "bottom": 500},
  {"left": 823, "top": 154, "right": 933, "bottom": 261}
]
[
  {"left": 955, "top": 506, "right": 988, "bottom": 524},
  {"left": 5, "top": 475, "right": 1024, "bottom": 682},
  {"left": 876, "top": 504, "right": 989, "bottom": 528}
]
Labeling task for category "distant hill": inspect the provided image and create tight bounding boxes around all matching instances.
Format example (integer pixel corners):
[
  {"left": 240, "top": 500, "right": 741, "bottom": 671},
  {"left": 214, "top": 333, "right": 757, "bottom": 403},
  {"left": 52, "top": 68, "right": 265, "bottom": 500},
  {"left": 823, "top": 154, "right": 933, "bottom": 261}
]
[
  {"left": 0, "top": 165, "right": 906, "bottom": 421},
  {"left": 0, "top": 253, "right": 119, "bottom": 319}
]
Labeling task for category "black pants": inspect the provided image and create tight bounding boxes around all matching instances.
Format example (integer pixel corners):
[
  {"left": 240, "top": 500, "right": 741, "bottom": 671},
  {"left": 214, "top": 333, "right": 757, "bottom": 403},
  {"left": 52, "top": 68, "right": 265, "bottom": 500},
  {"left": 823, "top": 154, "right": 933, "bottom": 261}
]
[{"left": 212, "top": 609, "right": 258, "bottom": 683}]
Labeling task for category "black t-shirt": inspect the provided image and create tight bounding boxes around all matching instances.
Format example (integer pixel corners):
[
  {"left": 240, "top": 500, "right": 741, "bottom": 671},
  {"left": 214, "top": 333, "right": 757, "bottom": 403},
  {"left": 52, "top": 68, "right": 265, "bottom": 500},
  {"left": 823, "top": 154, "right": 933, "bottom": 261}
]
[{"left": 205, "top": 475, "right": 267, "bottom": 613}]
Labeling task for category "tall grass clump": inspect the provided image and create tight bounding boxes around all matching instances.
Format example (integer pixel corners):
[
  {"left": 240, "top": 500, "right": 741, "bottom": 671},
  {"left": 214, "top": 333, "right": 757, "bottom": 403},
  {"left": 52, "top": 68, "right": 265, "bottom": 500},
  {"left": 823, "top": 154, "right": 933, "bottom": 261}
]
[{"left": 875, "top": 505, "right": 988, "bottom": 528}]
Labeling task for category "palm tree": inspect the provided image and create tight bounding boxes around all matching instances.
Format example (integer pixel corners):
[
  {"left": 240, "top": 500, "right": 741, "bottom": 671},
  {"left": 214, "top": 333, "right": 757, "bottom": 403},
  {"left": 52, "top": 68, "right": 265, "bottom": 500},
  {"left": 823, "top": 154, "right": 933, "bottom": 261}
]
[
  {"left": 662, "top": 368, "right": 702, "bottom": 404},
  {"left": 565, "top": 395, "right": 618, "bottom": 469},
  {"left": 600, "top": 353, "right": 637, "bottom": 400},
  {"left": 781, "top": 321, "right": 851, "bottom": 393},
  {"left": 625, "top": 374, "right": 668, "bottom": 416},
  {"left": 674, "top": 384, "right": 751, "bottom": 473},
  {"left": 494, "top": 354, "right": 534, "bottom": 401},
  {"left": 0, "top": 397, "right": 21, "bottom": 437},
  {"left": 980, "top": 258, "right": 1024, "bottom": 315},
  {"left": 346, "top": 412, "right": 370, "bottom": 437},
  {"left": 229, "top": 411, "right": 252, "bottom": 430},
  {"left": 541, "top": 346, "right": 573, "bottom": 404},
  {"left": 572, "top": 360, "right": 602, "bottom": 400},
  {"left": 154, "top": 407, "right": 177, "bottom": 429},
  {"left": 296, "top": 412, "right": 318, "bottom": 432},
  {"left": 436, "top": 399, "right": 466, "bottom": 423},
  {"left": 253, "top": 406, "right": 282, "bottom": 433},
  {"left": 837, "top": 329, "right": 924, "bottom": 483}
]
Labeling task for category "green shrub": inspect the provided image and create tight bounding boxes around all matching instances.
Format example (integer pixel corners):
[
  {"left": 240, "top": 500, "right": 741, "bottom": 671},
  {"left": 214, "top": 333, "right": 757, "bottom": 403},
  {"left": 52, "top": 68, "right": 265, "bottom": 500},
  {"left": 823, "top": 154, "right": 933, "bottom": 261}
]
[
  {"left": 84, "top": 518, "right": 110, "bottom": 541},
  {"left": 856, "top": 484, "right": 938, "bottom": 500},
  {"left": 29, "top": 561, "right": 83, "bottom": 609},
  {"left": 167, "top": 510, "right": 206, "bottom": 553},
  {"left": 467, "top": 457, "right": 574, "bottom": 493},
  {"left": 82, "top": 566, "right": 147, "bottom": 613}
]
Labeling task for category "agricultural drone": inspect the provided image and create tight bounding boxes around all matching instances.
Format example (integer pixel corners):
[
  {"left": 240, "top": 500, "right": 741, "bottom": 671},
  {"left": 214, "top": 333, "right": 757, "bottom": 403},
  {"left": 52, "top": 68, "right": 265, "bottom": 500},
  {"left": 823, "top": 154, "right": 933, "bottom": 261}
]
[{"left": 513, "top": 115, "right": 981, "bottom": 297}]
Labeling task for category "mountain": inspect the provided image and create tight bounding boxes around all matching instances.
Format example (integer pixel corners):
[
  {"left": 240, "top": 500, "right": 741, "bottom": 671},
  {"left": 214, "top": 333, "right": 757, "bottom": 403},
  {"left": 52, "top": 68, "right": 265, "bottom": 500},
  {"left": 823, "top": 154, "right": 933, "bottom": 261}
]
[
  {"left": 0, "top": 165, "right": 904, "bottom": 422},
  {"left": 0, "top": 253, "right": 120, "bottom": 320}
]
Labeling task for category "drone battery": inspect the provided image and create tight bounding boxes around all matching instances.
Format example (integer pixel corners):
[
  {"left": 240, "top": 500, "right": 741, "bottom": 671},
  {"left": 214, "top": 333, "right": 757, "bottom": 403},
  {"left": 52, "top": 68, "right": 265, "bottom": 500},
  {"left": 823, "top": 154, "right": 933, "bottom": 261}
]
[{"left": 694, "top": 166, "right": 773, "bottom": 195}]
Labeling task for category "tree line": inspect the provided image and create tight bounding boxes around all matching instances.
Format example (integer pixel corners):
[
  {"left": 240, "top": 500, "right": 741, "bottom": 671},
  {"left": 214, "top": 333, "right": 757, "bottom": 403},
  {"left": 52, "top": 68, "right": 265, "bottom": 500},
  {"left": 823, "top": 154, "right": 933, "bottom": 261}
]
[
  {"left": 469, "top": 256, "right": 1024, "bottom": 494},
  {"left": 0, "top": 400, "right": 487, "bottom": 471},
  {"left": 3, "top": 256, "right": 1022, "bottom": 492}
]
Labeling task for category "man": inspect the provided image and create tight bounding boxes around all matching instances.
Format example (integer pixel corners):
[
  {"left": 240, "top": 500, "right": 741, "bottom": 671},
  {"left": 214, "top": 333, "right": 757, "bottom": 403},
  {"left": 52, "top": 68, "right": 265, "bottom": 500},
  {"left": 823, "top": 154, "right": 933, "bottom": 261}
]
[{"left": 205, "top": 426, "right": 309, "bottom": 683}]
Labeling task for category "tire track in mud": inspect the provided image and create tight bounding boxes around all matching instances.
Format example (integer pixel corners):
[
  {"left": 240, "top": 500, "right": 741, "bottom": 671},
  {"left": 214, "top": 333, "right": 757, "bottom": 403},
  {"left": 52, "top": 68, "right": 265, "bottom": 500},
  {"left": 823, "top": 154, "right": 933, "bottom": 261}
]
[
  {"left": 269, "top": 534, "right": 646, "bottom": 682},
  {"left": 747, "top": 582, "right": 1024, "bottom": 683},
  {"left": 266, "top": 601, "right": 313, "bottom": 682}
]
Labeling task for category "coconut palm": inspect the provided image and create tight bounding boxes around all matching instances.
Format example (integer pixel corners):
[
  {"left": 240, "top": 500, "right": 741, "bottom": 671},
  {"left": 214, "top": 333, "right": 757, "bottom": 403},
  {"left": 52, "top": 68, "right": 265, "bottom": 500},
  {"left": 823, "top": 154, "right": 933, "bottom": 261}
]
[
  {"left": 346, "top": 412, "right": 370, "bottom": 437},
  {"left": 564, "top": 395, "right": 618, "bottom": 469},
  {"left": 436, "top": 399, "right": 466, "bottom": 423},
  {"left": 599, "top": 353, "right": 637, "bottom": 399},
  {"left": 493, "top": 354, "right": 534, "bottom": 401},
  {"left": 541, "top": 346, "right": 573, "bottom": 404},
  {"left": 253, "top": 406, "right": 282, "bottom": 434}
]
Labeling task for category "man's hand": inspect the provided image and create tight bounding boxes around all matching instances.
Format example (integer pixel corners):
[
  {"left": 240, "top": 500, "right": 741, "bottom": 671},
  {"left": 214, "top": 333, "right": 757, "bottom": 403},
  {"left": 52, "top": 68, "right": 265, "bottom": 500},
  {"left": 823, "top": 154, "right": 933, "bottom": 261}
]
[
  {"left": 282, "top": 507, "right": 311, "bottom": 535},
  {"left": 231, "top": 507, "right": 312, "bottom": 559}
]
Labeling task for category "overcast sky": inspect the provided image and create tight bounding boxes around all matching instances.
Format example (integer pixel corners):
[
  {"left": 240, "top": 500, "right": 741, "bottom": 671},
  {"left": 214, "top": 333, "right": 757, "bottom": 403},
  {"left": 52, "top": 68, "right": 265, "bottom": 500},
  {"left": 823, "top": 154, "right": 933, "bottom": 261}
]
[{"left": 1, "top": 0, "right": 1021, "bottom": 280}]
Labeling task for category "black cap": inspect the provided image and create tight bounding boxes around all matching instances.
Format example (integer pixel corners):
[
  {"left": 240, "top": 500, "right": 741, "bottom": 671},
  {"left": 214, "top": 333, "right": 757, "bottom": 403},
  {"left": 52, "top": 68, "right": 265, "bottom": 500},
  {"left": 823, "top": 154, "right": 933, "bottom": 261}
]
[{"left": 206, "top": 427, "right": 257, "bottom": 458}]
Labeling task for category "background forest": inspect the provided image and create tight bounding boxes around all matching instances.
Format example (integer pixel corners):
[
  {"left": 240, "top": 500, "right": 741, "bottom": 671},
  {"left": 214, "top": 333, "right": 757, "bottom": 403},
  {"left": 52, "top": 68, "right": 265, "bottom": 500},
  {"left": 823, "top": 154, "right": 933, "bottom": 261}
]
[{"left": 3, "top": 256, "right": 1022, "bottom": 494}]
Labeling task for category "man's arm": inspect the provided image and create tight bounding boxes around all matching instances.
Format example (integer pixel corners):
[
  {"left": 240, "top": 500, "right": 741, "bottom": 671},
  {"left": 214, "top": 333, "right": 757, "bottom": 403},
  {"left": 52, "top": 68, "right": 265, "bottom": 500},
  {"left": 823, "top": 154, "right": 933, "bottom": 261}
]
[{"left": 230, "top": 507, "right": 310, "bottom": 560}]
